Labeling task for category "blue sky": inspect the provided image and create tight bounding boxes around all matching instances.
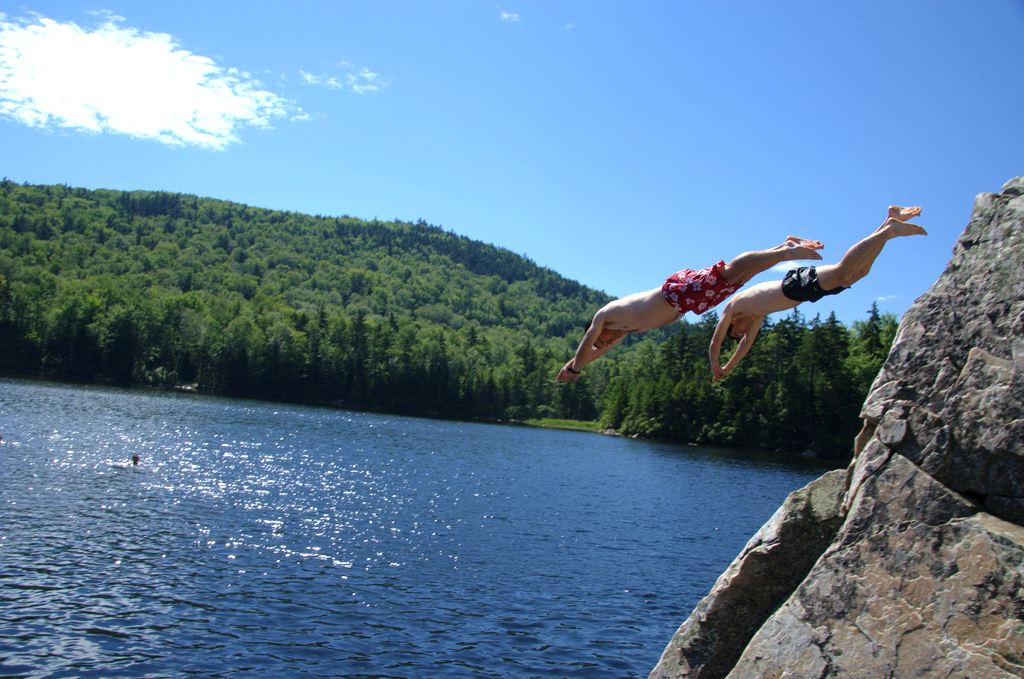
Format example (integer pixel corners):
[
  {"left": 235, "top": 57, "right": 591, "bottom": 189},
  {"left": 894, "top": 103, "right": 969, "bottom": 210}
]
[{"left": 2, "top": 1, "right": 1022, "bottom": 327}]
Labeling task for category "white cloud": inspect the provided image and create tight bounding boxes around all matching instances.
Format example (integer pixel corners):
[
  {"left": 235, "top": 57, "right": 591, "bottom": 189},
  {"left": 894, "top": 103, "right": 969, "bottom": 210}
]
[
  {"left": 351, "top": 69, "right": 385, "bottom": 95},
  {"left": 300, "top": 70, "right": 342, "bottom": 90},
  {"left": 0, "top": 13, "right": 300, "bottom": 150},
  {"left": 500, "top": 12, "right": 521, "bottom": 22},
  {"left": 300, "top": 65, "right": 387, "bottom": 95},
  {"left": 771, "top": 261, "right": 806, "bottom": 273}
]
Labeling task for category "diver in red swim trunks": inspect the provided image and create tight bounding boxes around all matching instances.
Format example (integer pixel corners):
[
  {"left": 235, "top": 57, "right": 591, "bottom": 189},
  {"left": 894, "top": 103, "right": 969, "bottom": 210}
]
[
  {"left": 556, "top": 236, "right": 825, "bottom": 383},
  {"left": 709, "top": 206, "right": 927, "bottom": 383},
  {"left": 661, "top": 261, "right": 740, "bottom": 316}
]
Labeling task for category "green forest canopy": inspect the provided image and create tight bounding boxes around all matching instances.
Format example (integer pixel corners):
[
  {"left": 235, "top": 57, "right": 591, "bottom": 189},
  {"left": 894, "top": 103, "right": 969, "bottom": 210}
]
[{"left": 0, "top": 180, "right": 898, "bottom": 458}]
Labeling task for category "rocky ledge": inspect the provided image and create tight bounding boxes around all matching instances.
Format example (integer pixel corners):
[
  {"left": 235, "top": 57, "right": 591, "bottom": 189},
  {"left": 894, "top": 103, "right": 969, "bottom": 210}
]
[{"left": 651, "top": 178, "right": 1024, "bottom": 678}]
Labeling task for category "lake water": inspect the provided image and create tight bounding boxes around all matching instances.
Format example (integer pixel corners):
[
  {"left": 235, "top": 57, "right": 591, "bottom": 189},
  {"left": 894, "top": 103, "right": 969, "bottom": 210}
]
[{"left": 0, "top": 378, "right": 829, "bottom": 678}]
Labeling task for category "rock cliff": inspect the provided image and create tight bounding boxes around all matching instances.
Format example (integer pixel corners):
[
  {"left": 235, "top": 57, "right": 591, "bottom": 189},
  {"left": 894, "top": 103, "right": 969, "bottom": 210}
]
[{"left": 651, "top": 178, "right": 1024, "bottom": 679}]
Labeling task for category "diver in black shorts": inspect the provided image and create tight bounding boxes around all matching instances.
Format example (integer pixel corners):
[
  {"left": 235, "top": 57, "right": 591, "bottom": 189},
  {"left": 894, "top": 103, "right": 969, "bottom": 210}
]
[
  {"left": 709, "top": 206, "right": 927, "bottom": 382},
  {"left": 781, "top": 266, "right": 845, "bottom": 303}
]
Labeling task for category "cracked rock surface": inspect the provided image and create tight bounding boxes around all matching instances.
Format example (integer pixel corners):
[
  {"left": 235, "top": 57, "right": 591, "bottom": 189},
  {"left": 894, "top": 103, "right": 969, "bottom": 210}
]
[{"left": 651, "top": 178, "right": 1024, "bottom": 679}]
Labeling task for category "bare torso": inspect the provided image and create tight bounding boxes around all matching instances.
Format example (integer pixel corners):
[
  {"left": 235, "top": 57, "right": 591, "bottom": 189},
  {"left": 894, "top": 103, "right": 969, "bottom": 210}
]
[
  {"left": 595, "top": 288, "right": 682, "bottom": 333},
  {"left": 720, "top": 279, "right": 798, "bottom": 321}
]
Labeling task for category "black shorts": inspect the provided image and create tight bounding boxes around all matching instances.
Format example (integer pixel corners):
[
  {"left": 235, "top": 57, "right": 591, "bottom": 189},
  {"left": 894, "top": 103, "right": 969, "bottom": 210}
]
[{"left": 781, "top": 267, "right": 845, "bottom": 303}]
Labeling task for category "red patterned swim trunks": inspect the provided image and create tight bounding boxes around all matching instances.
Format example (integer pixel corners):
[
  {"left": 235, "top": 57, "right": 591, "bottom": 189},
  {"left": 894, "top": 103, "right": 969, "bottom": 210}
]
[{"left": 661, "top": 260, "right": 739, "bottom": 315}]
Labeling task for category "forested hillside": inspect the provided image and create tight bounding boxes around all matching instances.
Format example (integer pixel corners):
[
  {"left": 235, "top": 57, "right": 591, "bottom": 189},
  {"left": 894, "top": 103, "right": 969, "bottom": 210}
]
[{"left": 0, "top": 180, "right": 896, "bottom": 458}]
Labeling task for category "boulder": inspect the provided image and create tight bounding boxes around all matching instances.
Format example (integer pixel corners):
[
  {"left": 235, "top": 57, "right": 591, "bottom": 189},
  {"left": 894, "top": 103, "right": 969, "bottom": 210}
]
[
  {"left": 651, "top": 178, "right": 1024, "bottom": 678},
  {"left": 649, "top": 470, "right": 846, "bottom": 679}
]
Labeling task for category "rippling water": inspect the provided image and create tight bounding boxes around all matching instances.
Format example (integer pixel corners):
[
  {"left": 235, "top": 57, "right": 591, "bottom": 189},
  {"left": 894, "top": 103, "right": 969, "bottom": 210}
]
[{"left": 0, "top": 378, "right": 828, "bottom": 678}]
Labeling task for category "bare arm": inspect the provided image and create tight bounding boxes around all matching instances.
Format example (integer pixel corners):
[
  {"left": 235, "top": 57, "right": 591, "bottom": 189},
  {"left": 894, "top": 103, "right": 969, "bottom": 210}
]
[
  {"left": 580, "top": 330, "right": 627, "bottom": 365},
  {"left": 557, "top": 335, "right": 626, "bottom": 383},
  {"left": 709, "top": 279, "right": 798, "bottom": 381},
  {"left": 571, "top": 314, "right": 608, "bottom": 369},
  {"left": 709, "top": 307, "right": 734, "bottom": 380},
  {"left": 709, "top": 300, "right": 764, "bottom": 382},
  {"left": 714, "top": 317, "right": 763, "bottom": 381},
  {"left": 557, "top": 315, "right": 627, "bottom": 383}
]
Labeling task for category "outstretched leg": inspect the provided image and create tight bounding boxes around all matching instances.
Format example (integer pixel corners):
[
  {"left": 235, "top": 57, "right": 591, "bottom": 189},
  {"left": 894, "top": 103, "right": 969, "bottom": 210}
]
[
  {"left": 721, "top": 236, "right": 824, "bottom": 287},
  {"left": 815, "top": 207, "right": 927, "bottom": 290}
]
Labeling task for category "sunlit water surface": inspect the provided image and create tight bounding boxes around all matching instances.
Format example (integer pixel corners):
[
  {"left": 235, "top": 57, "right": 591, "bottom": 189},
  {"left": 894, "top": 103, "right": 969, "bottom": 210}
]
[{"left": 0, "top": 378, "right": 828, "bottom": 678}]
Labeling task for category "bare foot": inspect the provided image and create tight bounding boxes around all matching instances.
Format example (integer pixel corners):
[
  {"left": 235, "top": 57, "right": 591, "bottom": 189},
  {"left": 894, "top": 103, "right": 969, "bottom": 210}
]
[
  {"left": 782, "top": 240, "right": 824, "bottom": 260},
  {"left": 888, "top": 206, "right": 922, "bottom": 222},
  {"left": 884, "top": 217, "right": 928, "bottom": 237},
  {"left": 786, "top": 235, "right": 824, "bottom": 250}
]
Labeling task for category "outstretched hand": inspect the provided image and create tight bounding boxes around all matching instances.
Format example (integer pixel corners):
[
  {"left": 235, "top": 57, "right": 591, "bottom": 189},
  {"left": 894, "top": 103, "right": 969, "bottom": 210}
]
[
  {"left": 711, "top": 363, "right": 730, "bottom": 383},
  {"left": 557, "top": 361, "right": 581, "bottom": 383}
]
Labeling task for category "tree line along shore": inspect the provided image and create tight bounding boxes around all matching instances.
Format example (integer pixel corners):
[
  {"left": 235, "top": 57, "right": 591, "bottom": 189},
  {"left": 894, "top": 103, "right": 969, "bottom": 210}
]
[{"left": 0, "top": 180, "right": 896, "bottom": 458}]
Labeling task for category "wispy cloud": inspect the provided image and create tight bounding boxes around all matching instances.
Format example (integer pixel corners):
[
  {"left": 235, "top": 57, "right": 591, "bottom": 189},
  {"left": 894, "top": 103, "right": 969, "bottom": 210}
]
[
  {"left": 0, "top": 12, "right": 300, "bottom": 150},
  {"left": 500, "top": 12, "right": 521, "bottom": 23},
  {"left": 771, "top": 262, "right": 806, "bottom": 273},
  {"left": 300, "top": 62, "right": 388, "bottom": 95}
]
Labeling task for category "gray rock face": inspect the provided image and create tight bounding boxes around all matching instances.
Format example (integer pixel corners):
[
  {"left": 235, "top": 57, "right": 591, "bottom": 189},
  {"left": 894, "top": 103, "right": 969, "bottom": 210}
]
[
  {"left": 862, "top": 175, "right": 1024, "bottom": 523},
  {"left": 651, "top": 178, "right": 1024, "bottom": 679}
]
